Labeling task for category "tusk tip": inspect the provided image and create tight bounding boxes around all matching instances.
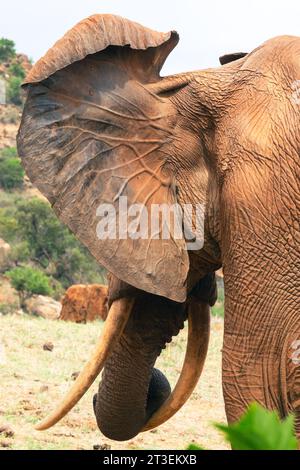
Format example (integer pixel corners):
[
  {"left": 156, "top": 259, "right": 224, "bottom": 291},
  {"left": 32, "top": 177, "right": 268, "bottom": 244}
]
[{"left": 34, "top": 421, "right": 50, "bottom": 431}]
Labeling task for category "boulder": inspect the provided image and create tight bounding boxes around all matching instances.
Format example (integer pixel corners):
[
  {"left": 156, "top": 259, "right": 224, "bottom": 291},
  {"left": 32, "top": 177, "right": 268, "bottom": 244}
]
[
  {"left": 25, "top": 295, "right": 61, "bottom": 320},
  {"left": 60, "top": 284, "right": 108, "bottom": 323},
  {"left": 0, "top": 239, "right": 11, "bottom": 271},
  {"left": 0, "top": 276, "right": 20, "bottom": 312}
]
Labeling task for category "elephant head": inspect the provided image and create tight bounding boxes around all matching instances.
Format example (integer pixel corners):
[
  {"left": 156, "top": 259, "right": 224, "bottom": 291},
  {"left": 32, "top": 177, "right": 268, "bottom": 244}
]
[{"left": 17, "top": 14, "right": 300, "bottom": 440}]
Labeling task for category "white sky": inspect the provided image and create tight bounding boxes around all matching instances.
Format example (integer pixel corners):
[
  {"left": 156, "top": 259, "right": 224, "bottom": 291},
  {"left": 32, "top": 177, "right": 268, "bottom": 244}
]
[{"left": 1, "top": 0, "right": 299, "bottom": 74}]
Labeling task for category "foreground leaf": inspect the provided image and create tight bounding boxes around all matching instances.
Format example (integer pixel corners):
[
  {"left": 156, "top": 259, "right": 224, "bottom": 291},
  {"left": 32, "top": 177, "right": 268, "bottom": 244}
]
[{"left": 215, "top": 403, "right": 297, "bottom": 450}]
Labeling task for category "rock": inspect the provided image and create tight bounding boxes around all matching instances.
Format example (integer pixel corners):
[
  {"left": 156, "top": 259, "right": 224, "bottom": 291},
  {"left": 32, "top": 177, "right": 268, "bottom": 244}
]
[
  {"left": 25, "top": 295, "right": 61, "bottom": 320},
  {"left": 16, "top": 53, "right": 32, "bottom": 75},
  {"left": 43, "top": 342, "right": 54, "bottom": 352},
  {"left": 93, "top": 444, "right": 111, "bottom": 450},
  {"left": 0, "top": 110, "right": 20, "bottom": 149},
  {"left": 0, "top": 276, "right": 20, "bottom": 312},
  {"left": 0, "top": 440, "right": 11, "bottom": 448},
  {"left": 0, "top": 239, "right": 10, "bottom": 270},
  {"left": 60, "top": 284, "right": 108, "bottom": 323},
  {"left": 0, "top": 425, "right": 14, "bottom": 438},
  {"left": 15, "top": 309, "right": 25, "bottom": 316}
]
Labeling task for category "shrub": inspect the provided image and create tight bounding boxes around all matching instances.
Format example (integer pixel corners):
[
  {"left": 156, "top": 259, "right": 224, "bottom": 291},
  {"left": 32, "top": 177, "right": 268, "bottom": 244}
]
[
  {"left": 7, "top": 76, "right": 23, "bottom": 106},
  {"left": 9, "top": 62, "right": 25, "bottom": 80},
  {"left": 0, "top": 156, "right": 24, "bottom": 190},
  {"left": 0, "top": 147, "right": 18, "bottom": 159},
  {"left": 6, "top": 266, "right": 53, "bottom": 307},
  {"left": 0, "top": 210, "right": 18, "bottom": 240},
  {"left": 14, "top": 198, "right": 106, "bottom": 290},
  {"left": 0, "top": 38, "right": 16, "bottom": 62}
]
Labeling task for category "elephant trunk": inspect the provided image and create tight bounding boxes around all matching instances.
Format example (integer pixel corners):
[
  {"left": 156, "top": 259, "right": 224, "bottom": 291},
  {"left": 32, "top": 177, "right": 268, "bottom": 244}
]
[
  {"left": 94, "top": 343, "right": 170, "bottom": 441},
  {"left": 95, "top": 296, "right": 210, "bottom": 441},
  {"left": 94, "top": 294, "right": 186, "bottom": 441}
]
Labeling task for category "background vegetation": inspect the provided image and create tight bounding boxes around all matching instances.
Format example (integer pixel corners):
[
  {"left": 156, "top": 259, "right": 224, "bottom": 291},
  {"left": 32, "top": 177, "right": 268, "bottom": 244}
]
[
  {"left": 0, "top": 37, "right": 28, "bottom": 106},
  {"left": 0, "top": 147, "right": 107, "bottom": 299}
]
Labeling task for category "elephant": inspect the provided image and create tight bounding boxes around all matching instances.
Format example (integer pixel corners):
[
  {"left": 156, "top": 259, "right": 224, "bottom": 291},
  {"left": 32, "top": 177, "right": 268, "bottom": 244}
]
[{"left": 17, "top": 14, "right": 300, "bottom": 442}]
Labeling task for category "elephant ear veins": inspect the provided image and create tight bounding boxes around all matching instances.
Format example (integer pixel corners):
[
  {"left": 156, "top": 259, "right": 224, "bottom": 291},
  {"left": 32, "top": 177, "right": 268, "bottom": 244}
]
[{"left": 17, "top": 14, "right": 189, "bottom": 302}]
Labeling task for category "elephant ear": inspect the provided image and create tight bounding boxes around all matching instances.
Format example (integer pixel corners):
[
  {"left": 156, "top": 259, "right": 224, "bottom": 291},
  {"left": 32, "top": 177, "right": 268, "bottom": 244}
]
[{"left": 17, "top": 14, "right": 189, "bottom": 302}]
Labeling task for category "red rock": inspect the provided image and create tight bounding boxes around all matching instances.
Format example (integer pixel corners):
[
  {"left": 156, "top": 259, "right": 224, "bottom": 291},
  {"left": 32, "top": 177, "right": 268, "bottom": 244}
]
[{"left": 59, "top": 284, "right": 108, "bottom": 323}]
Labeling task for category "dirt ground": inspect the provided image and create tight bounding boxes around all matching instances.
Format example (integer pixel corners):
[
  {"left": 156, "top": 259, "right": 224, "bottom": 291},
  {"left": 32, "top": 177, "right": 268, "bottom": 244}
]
[{"left": 0, "top": 313, "right": 228, "bottom": 450}]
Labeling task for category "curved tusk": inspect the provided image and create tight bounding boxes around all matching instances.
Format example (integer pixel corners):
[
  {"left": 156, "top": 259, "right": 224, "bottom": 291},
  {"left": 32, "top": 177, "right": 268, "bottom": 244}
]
[
  {"left": 142, "top": 299, "right": 210, "bottom": 432},
  {"left": 35, "top": 297, "right": 134, "bottom": 431}
]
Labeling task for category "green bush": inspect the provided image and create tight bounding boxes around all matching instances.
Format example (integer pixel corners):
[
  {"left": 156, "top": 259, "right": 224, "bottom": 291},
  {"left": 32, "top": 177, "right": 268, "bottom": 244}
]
[
  {"left": 0, "top": 198, "right": 106, "bottom": 295},
  {"left": 0, "top": 38, "right": 16, "bottom": 62},
  {"left": 7, "top": 76, "right": 23, "bottom": 106},
  {"left": 0, "top": 147, "right": 24, "bottom": 190},
  {"left": 0, "top": 210, "right": 19, "bottom": 240},
  {"left": 9, "top": 62, "right": 25, "bottom": 80},
  {"left": 6, "top": 266, "right": 53, "bottom": 307},
  {"left": 0, "top": 147, "right": 18, "bottom": 159},
  {"left": 0, "top": 157, "right": 24, "bottom": 189}
]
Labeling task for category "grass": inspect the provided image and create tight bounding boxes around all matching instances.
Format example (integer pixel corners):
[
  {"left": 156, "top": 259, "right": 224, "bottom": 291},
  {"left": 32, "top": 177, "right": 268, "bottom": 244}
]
[{"left": 0, "top": 312, "right": 227, "bottom": 450}]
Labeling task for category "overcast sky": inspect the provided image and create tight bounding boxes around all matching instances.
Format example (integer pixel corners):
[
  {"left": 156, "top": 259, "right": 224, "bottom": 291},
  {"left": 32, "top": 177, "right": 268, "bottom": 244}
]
[{"left": 1, "top": 0, "right": 299, "bottom": 74}]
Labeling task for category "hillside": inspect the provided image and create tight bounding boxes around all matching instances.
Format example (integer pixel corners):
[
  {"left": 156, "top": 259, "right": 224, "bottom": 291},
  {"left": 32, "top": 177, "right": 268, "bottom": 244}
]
[
  {"left": 0, "top": 39, "right": 29, "bottom": 150},
  {"left": 0, "top": 39, "right": 108, "bottom": 313}
]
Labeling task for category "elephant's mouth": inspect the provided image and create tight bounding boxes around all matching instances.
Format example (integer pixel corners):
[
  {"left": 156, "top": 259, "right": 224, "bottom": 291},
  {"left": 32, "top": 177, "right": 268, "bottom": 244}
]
[{"left": 34, "top": 296, "right": 210, "bottom": 440}]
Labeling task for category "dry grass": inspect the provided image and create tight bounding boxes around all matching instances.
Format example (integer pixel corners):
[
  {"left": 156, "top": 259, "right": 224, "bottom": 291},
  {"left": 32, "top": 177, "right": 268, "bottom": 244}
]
[{"left": 0, "top": 313, "right": 228, "bottom": 450}]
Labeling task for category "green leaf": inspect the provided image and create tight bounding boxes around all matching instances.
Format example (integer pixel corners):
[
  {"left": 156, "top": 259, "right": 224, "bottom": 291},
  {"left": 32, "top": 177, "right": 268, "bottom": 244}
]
[
  {"left": 215, "top": 403, "right": 298, "bottom": 450},
  {"left": 186, "top": 443, "right": 204, "bottom": 450}
]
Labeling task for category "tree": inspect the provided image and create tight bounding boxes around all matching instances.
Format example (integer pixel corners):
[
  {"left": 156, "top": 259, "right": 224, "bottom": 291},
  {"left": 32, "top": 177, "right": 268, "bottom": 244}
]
[
  {"left": 0, "top": 193, "right": 106, "bottom": 296},
  {"left": 6, "top": 266, "right": 53, "bottom": 308},
  {"left": 14, "top": 198, "right": 106, "bottom": 289},
  {"left": 0, "top": 38, "right": 16, "bottom": 62}
]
